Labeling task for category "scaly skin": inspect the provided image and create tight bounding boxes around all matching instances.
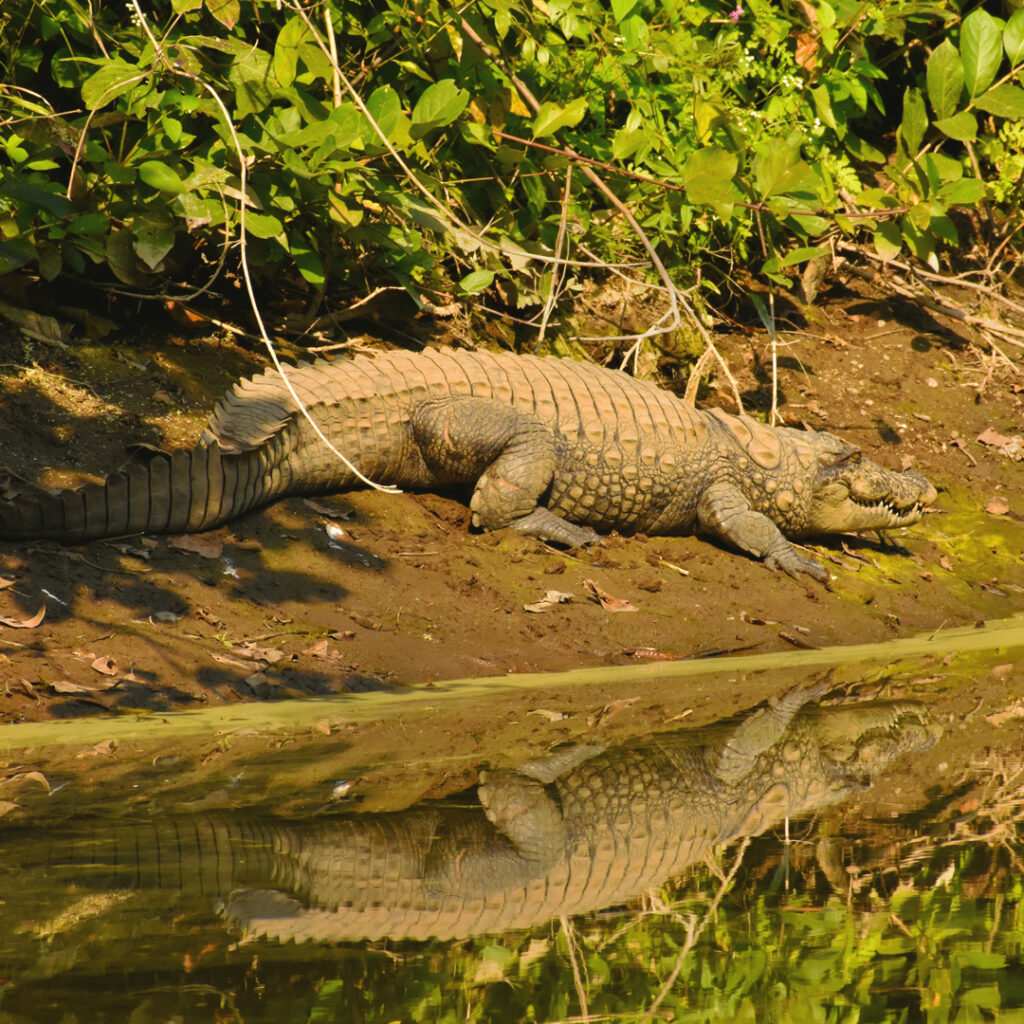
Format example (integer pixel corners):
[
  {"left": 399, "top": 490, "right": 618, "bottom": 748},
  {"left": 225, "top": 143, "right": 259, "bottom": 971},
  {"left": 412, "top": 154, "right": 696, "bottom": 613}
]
[
  {"left": 0, "top": 350, "right": 937, "bottom": 581},
  {"left": 2, "top": 685, "right": 938, "bottom": 942}
]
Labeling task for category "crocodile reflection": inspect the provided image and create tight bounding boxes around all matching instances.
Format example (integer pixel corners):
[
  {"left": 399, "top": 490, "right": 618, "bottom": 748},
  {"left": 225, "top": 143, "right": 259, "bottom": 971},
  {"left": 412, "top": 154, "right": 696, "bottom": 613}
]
[{"left": 9, "top": 684, "right": 937, "bottom": 943}]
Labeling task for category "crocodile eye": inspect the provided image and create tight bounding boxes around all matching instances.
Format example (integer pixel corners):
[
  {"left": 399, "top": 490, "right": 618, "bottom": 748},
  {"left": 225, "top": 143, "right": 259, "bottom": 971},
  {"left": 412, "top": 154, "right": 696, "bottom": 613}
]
[
  {"left": 832, "top": 447, "right": 861, "bottom": 467},
  {"left": 818, "top": 445, "right": 860, "bottom": 469}
]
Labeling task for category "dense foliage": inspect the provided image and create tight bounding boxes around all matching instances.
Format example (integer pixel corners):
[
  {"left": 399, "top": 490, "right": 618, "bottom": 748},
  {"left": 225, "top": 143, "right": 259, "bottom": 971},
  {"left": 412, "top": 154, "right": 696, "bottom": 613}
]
[{"left": 1, "top": 0, "right": 1023, "bottom": 337}]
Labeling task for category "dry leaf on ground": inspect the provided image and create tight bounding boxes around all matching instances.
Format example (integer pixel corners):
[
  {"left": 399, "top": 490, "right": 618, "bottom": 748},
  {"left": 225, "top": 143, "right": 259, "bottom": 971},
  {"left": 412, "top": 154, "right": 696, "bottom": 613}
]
[
  {"left": 588, "top": 697, "right": 639, "bottom": 728},
  {"left": 91, "top": 655, "right": 118, "bottom": 676},
  {"left": 76, "top": 740, "right": 117, "bottom": 758},
  {"left": 976, "top": 428, "right": 1024, "bottom": 461},
  {"left": 167, "top": 534, "right": 224, "bottom": 559},
  {"left": 582, "top": 579, "right": 637, "bottom": 613},
  {"left": 0, "top": 605, "right": 46, "bottom": 629},
  {"left": 524, "top": 590, "right": 573, "bottom": 613},
  {"left": 305, "top": 498, "right": 355, "bottom": 519}
]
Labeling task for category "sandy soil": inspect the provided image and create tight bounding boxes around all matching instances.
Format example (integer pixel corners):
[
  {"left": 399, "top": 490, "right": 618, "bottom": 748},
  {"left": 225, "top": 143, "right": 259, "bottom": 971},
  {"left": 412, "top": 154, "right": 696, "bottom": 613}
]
[{"left": 0, "top": 277, "right": 1022, "bottom": 744}]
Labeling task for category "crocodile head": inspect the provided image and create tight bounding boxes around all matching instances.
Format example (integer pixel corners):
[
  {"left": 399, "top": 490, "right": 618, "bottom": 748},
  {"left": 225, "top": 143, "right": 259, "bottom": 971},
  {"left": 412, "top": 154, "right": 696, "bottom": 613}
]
[
  {"left": 800, "top": 435, "right": 937, "bottom": 535},
  {"left": 707, "top": 412, "right": 937, "bottom": 539},
  {"left": 726, "top": 698, "right": 939, "bottom": 837}
]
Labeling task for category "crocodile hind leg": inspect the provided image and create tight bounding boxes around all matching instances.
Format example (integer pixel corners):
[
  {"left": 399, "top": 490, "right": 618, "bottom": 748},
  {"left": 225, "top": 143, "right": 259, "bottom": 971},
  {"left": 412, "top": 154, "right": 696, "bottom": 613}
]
[{"left": 410, "top": 395, "right": 598, "bottom": 547}]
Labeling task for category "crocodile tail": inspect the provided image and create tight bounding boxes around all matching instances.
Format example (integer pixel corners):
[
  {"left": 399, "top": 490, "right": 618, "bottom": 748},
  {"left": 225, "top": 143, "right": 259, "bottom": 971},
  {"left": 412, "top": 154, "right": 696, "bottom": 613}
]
[{"left": 0, "top": 441, "right": 284, "bottom": 543}]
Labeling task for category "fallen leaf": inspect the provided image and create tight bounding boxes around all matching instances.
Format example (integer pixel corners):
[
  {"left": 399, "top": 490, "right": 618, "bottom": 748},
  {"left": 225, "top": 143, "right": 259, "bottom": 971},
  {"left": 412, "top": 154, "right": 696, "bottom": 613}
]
[
  {"left": 985, "top": 496, "right": 1010, "bottom": 516},
  {"left": 235, "top": 644, "right": 285, "bottom": 663},
  {"left": 350, "top": 614, "right": 382, "bottom": 631},
  {"left": 0, "top": 770, "right": 50, "bottom": 793},
  {"left": 939, "top": 555, "right": 953, "bottom": 571},
  {"left": 582, "top": 579, "right": 637, "bottom": 613},
  {"left": 588, "top": 697, "right": 638, "bottom": 728},
  {"left": 76, "top": 740, "right": 117, "bottom": 758},
  {"left": 150, "top": 610, "right": 183, "bottom": 623},
  {"left": 212, "top": 653, "right": 249, "bottom": 669},
  {"left": 976, "top": 428, "right": 1024, "bottom": 461},
  {"left": 524, "top": 589, "right": 573, "bottom": 613},
  {"left": 622, "top": 647, "right": 677, "bottom": 660},
  {"left": 51, "top": 679, "right": 98, "bottom": 694},
  {"left": 304, "top": 498, "right": 355, "bottom": 519},
  {"left": 0, "top": 575, "right": 15, "bottom": 590},
  {"left": 91, "top": 656, "right": 118, "bottom": 675},
  {"left": 167, "top": 534, "right": 224, "bottom": 559},
  {"left": 528, "top": 708, "right": 571, "bottom": 721},
  {"left": 985, "top": 703, "right": 1024, "bottom": 727},
  {"left": 0, "top": 604, "right": 45, "bottom": 629}
]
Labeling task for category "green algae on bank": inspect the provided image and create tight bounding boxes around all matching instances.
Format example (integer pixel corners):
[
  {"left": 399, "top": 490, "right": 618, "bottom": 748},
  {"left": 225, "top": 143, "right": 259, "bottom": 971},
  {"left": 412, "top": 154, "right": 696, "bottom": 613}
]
[{"left": 1, "top": 612, "right": 1022, "bottom": 754}]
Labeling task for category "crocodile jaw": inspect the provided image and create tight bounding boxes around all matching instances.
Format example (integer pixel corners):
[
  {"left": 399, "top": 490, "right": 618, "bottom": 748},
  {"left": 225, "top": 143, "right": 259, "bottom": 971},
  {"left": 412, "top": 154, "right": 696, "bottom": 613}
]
[{"left": 804, "top": 460, "right": 937, "bottom": 534}]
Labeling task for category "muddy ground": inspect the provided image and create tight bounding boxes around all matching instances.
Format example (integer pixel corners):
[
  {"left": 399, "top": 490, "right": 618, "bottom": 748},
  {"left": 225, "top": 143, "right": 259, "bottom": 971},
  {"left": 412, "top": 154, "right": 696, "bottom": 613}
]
[{"left": 0, "top": 277, "right": 1022, "bottom": 760}]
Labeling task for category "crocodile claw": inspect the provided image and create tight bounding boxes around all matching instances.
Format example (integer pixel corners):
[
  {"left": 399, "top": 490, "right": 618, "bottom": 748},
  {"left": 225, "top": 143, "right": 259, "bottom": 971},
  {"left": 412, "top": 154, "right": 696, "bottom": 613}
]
[{"left": 765, "top": 545, "right": 830, "bottom": 584}]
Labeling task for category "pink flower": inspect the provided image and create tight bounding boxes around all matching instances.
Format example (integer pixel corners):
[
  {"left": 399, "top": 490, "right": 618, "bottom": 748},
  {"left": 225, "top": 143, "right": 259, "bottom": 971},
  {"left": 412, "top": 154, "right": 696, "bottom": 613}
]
[{"left": 728, "top": 5, "right": 743, "bottom": 21}]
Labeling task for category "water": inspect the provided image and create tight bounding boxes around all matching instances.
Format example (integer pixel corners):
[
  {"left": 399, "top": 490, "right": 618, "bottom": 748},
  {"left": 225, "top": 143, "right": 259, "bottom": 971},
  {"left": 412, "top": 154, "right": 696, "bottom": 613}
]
[{"left": 1, "top": 676, "right": 1021, "bottom": 1024}]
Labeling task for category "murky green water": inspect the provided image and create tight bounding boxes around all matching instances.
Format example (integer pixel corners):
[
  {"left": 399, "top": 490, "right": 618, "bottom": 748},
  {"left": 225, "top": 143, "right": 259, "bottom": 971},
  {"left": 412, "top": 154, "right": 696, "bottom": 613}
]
[{"left": 1, "top": 672, "right": 1022, "bottom": 1024}]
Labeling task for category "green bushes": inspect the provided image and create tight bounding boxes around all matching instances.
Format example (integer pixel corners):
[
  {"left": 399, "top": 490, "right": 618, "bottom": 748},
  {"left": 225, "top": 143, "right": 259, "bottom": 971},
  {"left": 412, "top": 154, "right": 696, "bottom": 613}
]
[{"left": 1, "top": 0, "right": 1022, "bottom": 326}]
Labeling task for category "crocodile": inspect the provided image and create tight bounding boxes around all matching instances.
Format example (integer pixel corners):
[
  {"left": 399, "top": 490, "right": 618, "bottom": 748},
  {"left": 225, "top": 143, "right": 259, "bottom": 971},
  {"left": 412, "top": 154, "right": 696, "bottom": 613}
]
[
  {"left": 0, "top": 350, "right": 936, "bottom": 580},
  {"left": 4, "top": 685, "right": 937, "bottom": 943}
]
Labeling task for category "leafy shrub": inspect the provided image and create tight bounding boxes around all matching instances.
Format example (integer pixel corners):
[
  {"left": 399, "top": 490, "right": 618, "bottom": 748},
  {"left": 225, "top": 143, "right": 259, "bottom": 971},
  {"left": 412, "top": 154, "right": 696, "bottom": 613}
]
[{"left": 0, "top": 0, "right": 1022, "bottom": 336}]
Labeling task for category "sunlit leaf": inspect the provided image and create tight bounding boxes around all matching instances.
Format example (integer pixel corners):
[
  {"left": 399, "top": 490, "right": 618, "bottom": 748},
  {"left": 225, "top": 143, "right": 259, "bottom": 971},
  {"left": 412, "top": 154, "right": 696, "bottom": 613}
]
[
  {"left": 973, "top": 83, "right": 1024, "bottom": 119},
  {"left": 138, "top": 160, "right": 185, "bottom": 194},
  {"left": 411, "top": 79, "right": 469, "bottom": 135},
  {"left": 531, "top": 97, "right": 588, "bottom": 138},
  {"left": 926, "top": 40, "right": 963, "bottom": 120},
  {"left": 961, "top": 9, "right": 1003, "bottom": 97}
]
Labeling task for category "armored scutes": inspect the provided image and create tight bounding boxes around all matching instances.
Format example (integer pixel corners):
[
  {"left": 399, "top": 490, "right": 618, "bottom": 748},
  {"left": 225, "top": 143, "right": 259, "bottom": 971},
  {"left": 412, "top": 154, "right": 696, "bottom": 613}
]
[
  {"left": 2, "top": 684, "right": 938, "bottom": 943},
  {"left": 0, "top": 350, "right": 936, "bottom": 580}
]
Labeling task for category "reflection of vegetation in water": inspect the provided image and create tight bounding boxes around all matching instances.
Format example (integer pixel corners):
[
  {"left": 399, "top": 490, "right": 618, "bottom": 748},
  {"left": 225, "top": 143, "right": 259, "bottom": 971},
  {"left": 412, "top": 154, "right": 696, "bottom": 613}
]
[
  {"left": 1, "top": 831, "right": 1021, "bottom": 1023},
  {"left": 299, "top": 845, "right": 1022, "bottom": 1024}
]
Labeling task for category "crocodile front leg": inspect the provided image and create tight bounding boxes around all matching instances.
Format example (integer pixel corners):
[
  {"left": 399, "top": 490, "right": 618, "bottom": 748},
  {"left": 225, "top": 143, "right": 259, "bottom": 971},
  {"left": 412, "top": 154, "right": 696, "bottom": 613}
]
[
  {"left": 697, "top": 480, "right": 829, "bottom": 582},
  {"left": 410, "top": 395, "right": 598, "bottom": 547}
]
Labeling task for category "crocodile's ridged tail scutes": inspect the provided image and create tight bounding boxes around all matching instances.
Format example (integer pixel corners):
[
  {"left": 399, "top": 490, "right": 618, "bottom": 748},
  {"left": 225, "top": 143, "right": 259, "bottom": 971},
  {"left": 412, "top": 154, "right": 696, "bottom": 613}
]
[{"left": 0, "top": 441, "right": 287, "bottom": 544}]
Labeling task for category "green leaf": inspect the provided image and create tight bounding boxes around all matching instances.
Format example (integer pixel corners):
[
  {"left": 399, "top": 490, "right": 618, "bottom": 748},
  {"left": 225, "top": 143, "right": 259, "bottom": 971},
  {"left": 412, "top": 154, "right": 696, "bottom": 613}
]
[
  {"left": 777, "top": 244, "right": 831, "bottom": 269},
  {"left": 619, "top": 14, "right": 649, "bottom": 50},
  {"left": 900, "top": 87, "right": 927, "bottom": 154},
  {"left": 81, "top": 58, "right": 146, "bottom": 109},
  {"left": 273, "top": 17, "right": 313, "bottom": 89},
  {"left": 680, "top": 146, "right": 740, "bottom": 215},
  {"left": 1005, "top": 6, "right": 1024, "bottom": 64},
  {"left": 367, "top": 85, "right": 402, "bottom": 136},
  {"left": 611, "top": 126, "right": 655, "bottom": 162},
  {"left": 961, "top": 9, "right": 1004, "bottom": 97},
  {"left": 133, "top": 215, "right": 175, "bottom": 270},
  {"left": 289, "top": 237, "right": 324, "bottom": 285},
  {"left": 458, "top": 269, "right": 494, "bottom": 294},
  {"left": 2, "top": 180, "right": 74, "bottom": 217},
  {"left": 531, "top": 97, "right": 588, "bottom": 138},
  {"left": 611, "top": 0, "right": 637, "bottom": 22},
  {"left": 973, "top": 82, "right": 1024, "bottom": 119},
  {"left": 940, "top": 178, "right": 986, "bottom": 205},
  {"left": 934, "top": 110, "right": 977, "bottom": 141},
  {"left": 411, "top": 79, "right": 469, "bottom": 135},
  {"left": 926, "top": 39, "right": 964, "bottom": 121},
  {"left": 752, "top": 138, "right": 810, "bottom": 198},
  {"left": 205, "top": 0, "right": 239, "bottom": 29},
  {"left": 229, "top": 48, "right": 274, "bottom": 118},
  {"left": 138, "top": 160, "right": 186, "bottom": 194},
  {"left": 244, "top": 211, "right": 284, "bottom": 238},
  {"left": 873, "top": 221, "right": 902, "bottom": 259}
]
